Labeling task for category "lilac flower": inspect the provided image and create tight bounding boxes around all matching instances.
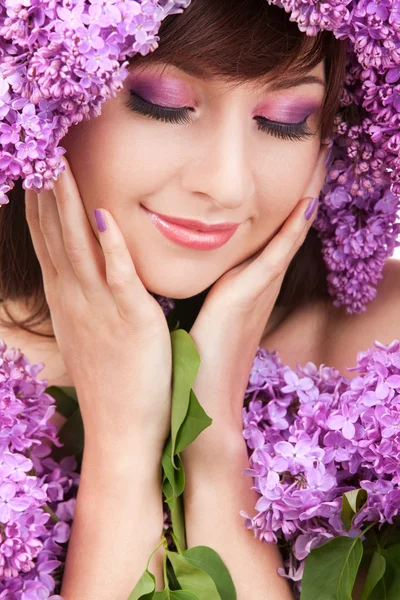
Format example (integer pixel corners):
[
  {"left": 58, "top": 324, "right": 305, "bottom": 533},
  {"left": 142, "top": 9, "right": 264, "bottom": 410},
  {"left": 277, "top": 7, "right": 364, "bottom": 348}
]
[
  {"left": 267, "top": 0, "right": 400, "bottom": 313},
  {"left": 241, "top": 339, "right": 400, "bottom": 597},
  {"left": 0, "top": 0, "right": 398, "bottom": 313},
  {"left": 367, "top": 0, "right": 391, "bottom": 21},
  {"left": 274, "top": 439, "right": 324, "bottom": 471},
  {"left": 281, "top": 369, "right": 316, "bottom": 402},
  {"left": 326, "top": 402, "right": 359, "bottom": 439},
  {"left": 0, "top": 339, "right": 82, "bottom": 598},
  {"left": 306, "top": 466, "right": 336, "bottom": 493}
]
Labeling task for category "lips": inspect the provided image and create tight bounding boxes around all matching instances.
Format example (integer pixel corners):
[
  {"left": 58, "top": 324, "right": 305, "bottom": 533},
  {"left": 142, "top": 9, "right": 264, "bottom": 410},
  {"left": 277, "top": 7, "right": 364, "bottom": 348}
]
[
  {"left": 142, "top": 206, "right": 240, "bottom": 250},
  {"left": 143, "top": 207, "right": 240, "bottom": 232}
]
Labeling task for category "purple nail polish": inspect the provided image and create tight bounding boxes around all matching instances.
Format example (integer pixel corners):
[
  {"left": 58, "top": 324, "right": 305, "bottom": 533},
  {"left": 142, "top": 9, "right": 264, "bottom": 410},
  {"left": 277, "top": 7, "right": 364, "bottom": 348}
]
[
  {"left": 305, "top": 198, "right": 319, "bottom": 220},
  {"left": 94, "top": 209, "right": 107, "bottom": 232}
]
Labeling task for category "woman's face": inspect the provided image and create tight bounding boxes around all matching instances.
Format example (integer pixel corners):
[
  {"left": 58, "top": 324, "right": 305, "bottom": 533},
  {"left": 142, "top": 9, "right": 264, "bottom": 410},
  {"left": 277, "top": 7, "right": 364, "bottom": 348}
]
[{"left": 60, "top": 59, "right": 327, "bottom": 299}]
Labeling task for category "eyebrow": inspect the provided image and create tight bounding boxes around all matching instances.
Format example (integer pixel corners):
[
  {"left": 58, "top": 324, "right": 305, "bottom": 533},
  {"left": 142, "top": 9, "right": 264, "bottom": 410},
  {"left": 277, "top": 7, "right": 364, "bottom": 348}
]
[
  {"left": 133, "top": 59, "right": 326, "bottom": 91},
  {"left": 268, "top": 75, "right": 326, "bottom": 91}
]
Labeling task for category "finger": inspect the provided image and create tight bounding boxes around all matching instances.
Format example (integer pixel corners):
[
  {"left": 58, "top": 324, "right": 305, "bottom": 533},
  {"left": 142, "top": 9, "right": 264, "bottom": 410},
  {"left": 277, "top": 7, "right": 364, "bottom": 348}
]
[
  {"left": 93, "top": 208, "right": 153, "bottom": 321},
  {"left": 24, "top": 188, "right": 58, "bottom": 284},
  {"left": 51, "top": 158, "right": 105, "bottom": 297},
  {"left": 245, "top": 144, "right": 329, "bottom": 283},
  {"left": 37, "top": 188, "right": 74, "bottom": 277},
  {"left": 237, "top": 194, "right": 318, "bottom": 301},
  {"left": 225, "top": 145, "right": 329, "bottom": 302}
]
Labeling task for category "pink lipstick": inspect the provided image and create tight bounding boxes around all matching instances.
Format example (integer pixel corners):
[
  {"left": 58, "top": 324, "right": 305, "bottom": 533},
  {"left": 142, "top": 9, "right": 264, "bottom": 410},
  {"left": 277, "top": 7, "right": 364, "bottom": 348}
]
[{"left": 142, "top": 206, "right": 240, "bottom": 250}]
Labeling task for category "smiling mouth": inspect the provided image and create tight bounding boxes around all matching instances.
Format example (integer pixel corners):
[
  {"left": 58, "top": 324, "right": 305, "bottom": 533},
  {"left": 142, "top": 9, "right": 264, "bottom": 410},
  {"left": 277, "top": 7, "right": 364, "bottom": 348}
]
[{"left": 142, "top": 205, "right": 240, "bottom": 250}]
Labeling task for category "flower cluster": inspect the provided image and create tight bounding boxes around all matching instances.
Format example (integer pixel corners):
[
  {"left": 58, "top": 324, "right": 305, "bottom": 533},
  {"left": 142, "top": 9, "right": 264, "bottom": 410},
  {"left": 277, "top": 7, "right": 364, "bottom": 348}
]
[
  {"left": 269, "top": 0, "right": 400, "bottom": 313},
  {"left": 241, "top": 339, "right": 400, "bottom": 597},
  {"left": 0, "top": 340, "right": 79, "bottom": 599},
  {"left": 0, "top": 0, "right": 400, "bottom": 311},
  {"left": 0, "top": 0, "right": 189, "bottom": 200}
]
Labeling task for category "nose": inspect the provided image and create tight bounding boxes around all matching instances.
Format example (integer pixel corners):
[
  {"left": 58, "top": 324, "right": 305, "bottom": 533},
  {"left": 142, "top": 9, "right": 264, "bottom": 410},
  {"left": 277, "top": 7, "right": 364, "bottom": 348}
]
[{"left": 180, "top": 112, "right": 256, "bottom": 211}]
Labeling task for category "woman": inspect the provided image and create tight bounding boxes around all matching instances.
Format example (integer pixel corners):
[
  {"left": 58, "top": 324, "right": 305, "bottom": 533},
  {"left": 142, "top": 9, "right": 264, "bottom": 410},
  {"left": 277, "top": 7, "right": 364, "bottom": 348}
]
[{"left": 0, "top": 0, "right": 398, "bottom": 598}]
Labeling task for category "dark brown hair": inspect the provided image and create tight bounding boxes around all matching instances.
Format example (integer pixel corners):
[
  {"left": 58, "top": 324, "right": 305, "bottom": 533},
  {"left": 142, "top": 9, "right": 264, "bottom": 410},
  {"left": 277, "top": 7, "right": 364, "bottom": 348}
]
[{"left": 0, "top": 0, "right": 347, "bottom": 336}]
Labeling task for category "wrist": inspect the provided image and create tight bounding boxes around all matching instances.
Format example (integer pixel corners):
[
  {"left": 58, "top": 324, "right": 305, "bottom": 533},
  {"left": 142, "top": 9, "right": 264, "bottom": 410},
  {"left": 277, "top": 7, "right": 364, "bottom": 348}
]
[
  {"left": 82, "top": 435, "right": 163, "bottom": 485},
  {"left": 181, "top": 424, "right": 247, "bottom": 473}
]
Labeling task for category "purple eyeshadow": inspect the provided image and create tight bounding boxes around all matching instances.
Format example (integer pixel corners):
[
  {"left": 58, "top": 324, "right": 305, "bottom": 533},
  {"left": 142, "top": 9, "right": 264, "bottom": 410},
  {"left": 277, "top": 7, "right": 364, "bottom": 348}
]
[
  {"left": 255, "top": 99, "right": 322, "bottom": 123},
  {"left": 128, "top": 74, "right": 194, "bottom": 108}
]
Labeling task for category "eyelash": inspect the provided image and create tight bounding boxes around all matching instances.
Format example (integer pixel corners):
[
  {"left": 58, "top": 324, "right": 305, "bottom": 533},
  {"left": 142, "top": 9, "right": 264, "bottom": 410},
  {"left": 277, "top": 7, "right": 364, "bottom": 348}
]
[{"left": 127, "top": 91, "right": 314, "bottom": 142}]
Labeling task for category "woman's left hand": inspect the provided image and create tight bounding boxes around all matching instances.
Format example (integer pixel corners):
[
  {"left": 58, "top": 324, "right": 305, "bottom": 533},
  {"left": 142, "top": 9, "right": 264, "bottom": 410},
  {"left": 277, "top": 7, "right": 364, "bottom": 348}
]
[{"left": 187, "top": 145, "right": 329, "bottom": 438}]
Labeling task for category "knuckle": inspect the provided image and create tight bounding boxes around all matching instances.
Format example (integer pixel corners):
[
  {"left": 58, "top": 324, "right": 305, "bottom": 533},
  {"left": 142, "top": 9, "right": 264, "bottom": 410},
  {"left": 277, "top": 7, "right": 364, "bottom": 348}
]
[
  {"left": 101, "top": 241, "right": 123, "bottom": 258},
  {"left": 64, "top": 240, "right": 85, "bottom": 263},
  {"left": 106, "top": 266, "right": 132, "bottom": 291},
  {"left": 38, "top": 213, "right": 55, "bottom": 236},
  {"left": 53, "top": 188, "right": 67, "bottom": 207}
]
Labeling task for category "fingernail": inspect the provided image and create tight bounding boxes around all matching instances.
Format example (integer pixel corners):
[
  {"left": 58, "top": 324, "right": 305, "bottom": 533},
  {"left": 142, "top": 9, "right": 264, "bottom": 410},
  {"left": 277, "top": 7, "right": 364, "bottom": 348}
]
[
  {"left": 305, "top": 198, "right": 319, "bottom": 221},
  {"left": 94, "top": 209, "right": 107, "bottom": 232}
]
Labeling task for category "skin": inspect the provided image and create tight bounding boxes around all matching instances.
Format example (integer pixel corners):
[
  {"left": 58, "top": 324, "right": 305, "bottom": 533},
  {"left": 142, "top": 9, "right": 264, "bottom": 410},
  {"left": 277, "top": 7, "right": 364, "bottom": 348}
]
[
  {"left": 16, "top": 55, "right": 400, "bottom": 599},
  {"left": 0, "top": 29, "right": 390, "bottom": 598},
  {"left": 59, "top": 59, "right": 327, "bottom": 300},
  {"left": 16, "top": 59, "right": 328, "bottom": 598}
]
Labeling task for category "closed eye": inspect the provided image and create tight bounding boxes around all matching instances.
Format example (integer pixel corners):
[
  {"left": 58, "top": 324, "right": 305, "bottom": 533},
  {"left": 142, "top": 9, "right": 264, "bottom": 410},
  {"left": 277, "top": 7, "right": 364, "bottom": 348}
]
[{"left": 126, "top": 91, "right": 314, "bottom": 142}]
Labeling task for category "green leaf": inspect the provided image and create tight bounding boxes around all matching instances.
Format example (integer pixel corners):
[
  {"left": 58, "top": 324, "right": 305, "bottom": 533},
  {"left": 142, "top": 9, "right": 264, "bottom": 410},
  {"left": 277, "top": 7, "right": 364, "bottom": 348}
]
[
  {"left": 341, "top": 489, "right": 368, "bottom": 531},
  {"left": 175, "top": 390, "right": 212, "bottom": 455},
  {"left": 182, "top": 546, "right": 236, "bottom": 600},
  {"left": 369, "top": 544, "right": 400, "bottom": 600},
  {"left": 379, "top": 523, "right": 400, "bottom": 549},
  {"left": 153, "top": 592, "right": 198, "bottom": 600},
  {"left": 170, "top": 330, "right": 200, "bottom": 464},
  {"left": 170, "top": 493, "right": 186, "bottom": 554},
  {"left": 167, "top": 551, "right": 221, "bottom": 600},
  {"left": 167, "top": 557, "right": 182, "bottom": 591},
  {"left": 162, "top": 479, "right": 176, "bottom": 511},
  {"left": 300, "top": 536, "right": 363, "bottom": 600},
  {"left": 169, "top": 592, "right": 199, "bottom": 600},
  {"left": 361, "top": 551, "right": 386, "bottom": 599},
  {"left": 127, "top": 569, "right": 156, "bottom": 600},
  {"left": 45, "top": 385, "right": 79, "bottom": 418},
  {"left": 162, "top": 439, "right": 185, "bottom": 500}
]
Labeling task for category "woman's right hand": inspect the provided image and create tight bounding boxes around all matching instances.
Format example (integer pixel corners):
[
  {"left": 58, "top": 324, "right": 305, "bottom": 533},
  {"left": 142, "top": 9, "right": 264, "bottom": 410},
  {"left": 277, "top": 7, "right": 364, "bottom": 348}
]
[{"left": 25, "top": 157, "right": 172, "bottom": 459}]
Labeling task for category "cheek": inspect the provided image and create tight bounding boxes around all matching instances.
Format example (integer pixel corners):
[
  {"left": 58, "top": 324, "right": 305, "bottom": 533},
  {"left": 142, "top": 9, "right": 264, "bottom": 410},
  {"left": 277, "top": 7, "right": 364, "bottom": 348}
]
[
  {"left": 61, "top": 109, "right": 189, "bottom": 216},
  {"left": 253, "top": 144, "right": 319, "bottom": 238}
]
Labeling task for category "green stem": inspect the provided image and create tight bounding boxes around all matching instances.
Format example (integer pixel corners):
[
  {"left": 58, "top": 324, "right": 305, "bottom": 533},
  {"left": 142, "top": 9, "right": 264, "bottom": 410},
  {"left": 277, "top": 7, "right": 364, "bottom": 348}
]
[
  {"left": 146, "top": 537, "right": 165, "bottom": 572},
  {"left": 370, "top": 528, "right": 382, "bottom": 553},
  {"left": 171, "top": 491, "right": 187, "bottom": 552},
  {"left": 170, "top": 531, "right": 183, "bottom": 555},
  {"left": 163, "top": 546, "right": 169, "bottom": 591},
  {"left": 42, "top": 504, "right": 61, "bottom": 524},
  {"left": 359, "top": 521, "right": 380, "bottom": 541}
]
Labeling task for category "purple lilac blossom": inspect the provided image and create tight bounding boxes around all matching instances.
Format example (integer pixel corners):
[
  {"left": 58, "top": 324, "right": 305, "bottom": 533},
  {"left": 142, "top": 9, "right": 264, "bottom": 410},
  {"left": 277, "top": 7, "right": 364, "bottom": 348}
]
[
  {"left": 241, "top": 339, "right": 400, "bottom": 598},
  {"left": 0, "top": 290, "right": 175, "bottom": 598},
  {"left": 0, "top": 1, "right": 399, "bottom": 313},
  {"left": 266, "top": 0, "right": 400, "bottom": 314},
  {"left": 0, "top": 0, "right": 190, "bottom": 200},
  {"left": 0, "top": 340, "right": 79, "bottom": 599}
]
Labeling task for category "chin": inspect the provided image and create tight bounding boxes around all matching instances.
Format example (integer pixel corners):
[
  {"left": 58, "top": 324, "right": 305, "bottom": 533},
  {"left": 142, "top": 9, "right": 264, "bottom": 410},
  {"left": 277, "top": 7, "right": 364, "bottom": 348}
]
[
  {"left": 147, "top": 280, "right": 209, "bottom": 300},
  {"left": 139, "top": 270, "right": 213, "bottom": 300}
]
